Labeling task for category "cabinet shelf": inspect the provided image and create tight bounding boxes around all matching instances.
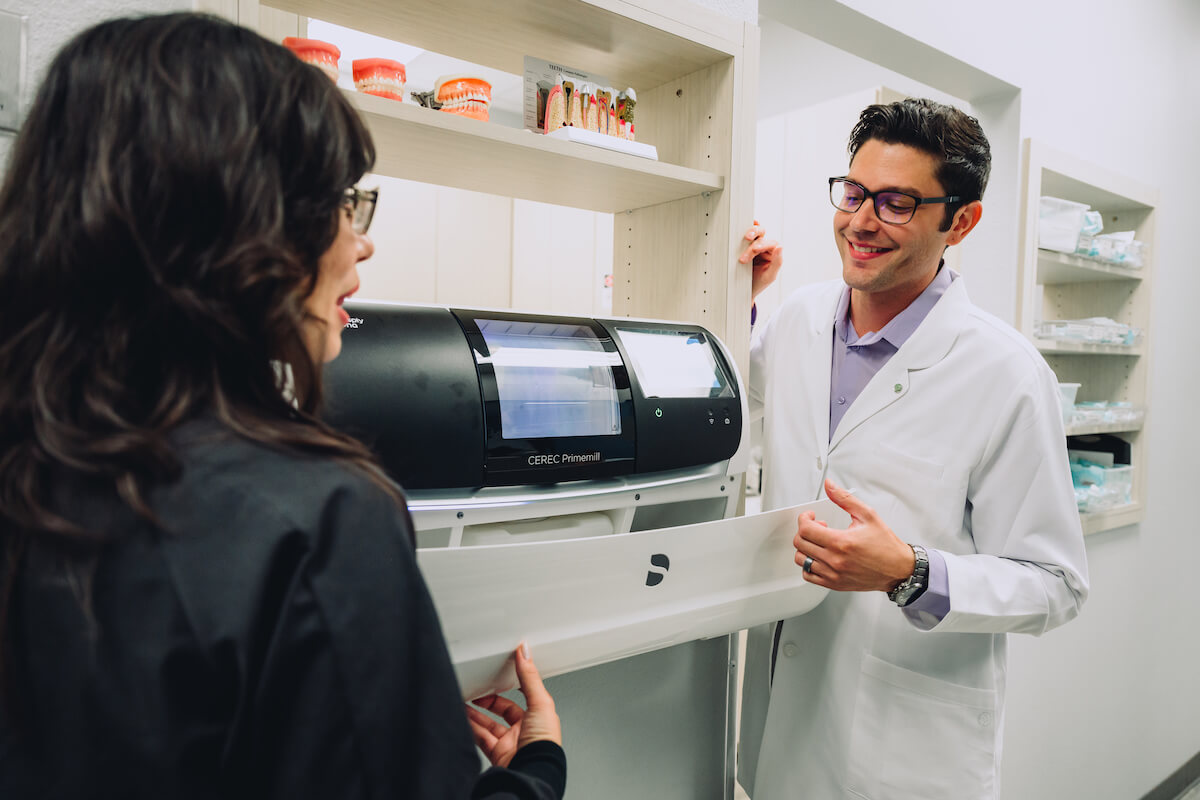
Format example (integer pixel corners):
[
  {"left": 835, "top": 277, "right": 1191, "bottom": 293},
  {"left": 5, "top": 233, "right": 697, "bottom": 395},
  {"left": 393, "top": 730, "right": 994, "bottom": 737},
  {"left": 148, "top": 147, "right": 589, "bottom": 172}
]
[
  {"left": 1019, "top": 139, "right": 1158, "bottom": 537},
  {"left": 1036, "top": 248, "right": 1144, "bottom": 284},
  {"left": 1035, "top": 339, "right": 1143, "bottom": 356},
  {"left": 1064, "top": 419, "right": 1144, "bottom": 436},
  {"left": 1080, "top": 502, "right": 1143, "bottom": 536},
  {"left": 268, "top": 0, "right": 741, "bottom": 88},
  {"left": 352, "top": 91, "right": 724, "bottom": 213}
]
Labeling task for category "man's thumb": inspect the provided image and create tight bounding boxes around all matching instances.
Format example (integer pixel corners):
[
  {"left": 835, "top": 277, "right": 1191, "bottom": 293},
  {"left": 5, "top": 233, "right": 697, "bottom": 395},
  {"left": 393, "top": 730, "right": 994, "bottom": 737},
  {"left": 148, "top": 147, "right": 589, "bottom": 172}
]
[{"left": 824, "top": 478, "right": 866, "bottom": 519}]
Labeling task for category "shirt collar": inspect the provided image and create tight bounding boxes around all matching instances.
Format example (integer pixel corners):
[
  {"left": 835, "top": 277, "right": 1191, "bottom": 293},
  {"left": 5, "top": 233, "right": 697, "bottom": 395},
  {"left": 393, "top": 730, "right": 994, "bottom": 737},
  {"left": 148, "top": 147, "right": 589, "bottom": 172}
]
[{"left": 834, "top": 263, "right": 957, "bottom": 348}]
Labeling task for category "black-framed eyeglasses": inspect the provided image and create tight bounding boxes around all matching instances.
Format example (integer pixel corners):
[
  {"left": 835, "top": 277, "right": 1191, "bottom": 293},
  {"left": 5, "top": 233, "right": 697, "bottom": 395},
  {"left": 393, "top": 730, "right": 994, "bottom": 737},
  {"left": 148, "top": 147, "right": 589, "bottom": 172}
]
[
  {"left": 828, "top": 177, "right": 959, "bottom": 225},
  {"left": 343, "top": 186, "right": 379, "bottom": 235}
]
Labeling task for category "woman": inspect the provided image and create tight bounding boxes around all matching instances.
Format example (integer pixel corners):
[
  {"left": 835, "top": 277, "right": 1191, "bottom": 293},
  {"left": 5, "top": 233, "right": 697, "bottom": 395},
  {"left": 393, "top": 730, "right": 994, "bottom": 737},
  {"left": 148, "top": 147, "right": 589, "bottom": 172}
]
[{"left": 0, "top": 13, "right": 564, "bottom": 799}]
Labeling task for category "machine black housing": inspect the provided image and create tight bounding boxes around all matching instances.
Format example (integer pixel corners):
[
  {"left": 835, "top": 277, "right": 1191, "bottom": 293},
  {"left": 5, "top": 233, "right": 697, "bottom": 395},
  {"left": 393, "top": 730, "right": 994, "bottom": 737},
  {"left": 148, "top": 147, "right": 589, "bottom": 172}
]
[{"left": 323, "top": 302, "right": 742, "bottom": 490}]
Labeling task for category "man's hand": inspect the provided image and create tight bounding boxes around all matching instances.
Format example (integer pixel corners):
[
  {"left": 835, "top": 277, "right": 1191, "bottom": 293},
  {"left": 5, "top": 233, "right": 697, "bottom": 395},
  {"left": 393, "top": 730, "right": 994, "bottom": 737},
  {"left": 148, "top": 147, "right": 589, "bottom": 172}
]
[
  {"left": 739, "top": 221, "right": 782, "bottom": 302},
  {"left": 793, "top": 479, "right": 916, "bottom": 592}
]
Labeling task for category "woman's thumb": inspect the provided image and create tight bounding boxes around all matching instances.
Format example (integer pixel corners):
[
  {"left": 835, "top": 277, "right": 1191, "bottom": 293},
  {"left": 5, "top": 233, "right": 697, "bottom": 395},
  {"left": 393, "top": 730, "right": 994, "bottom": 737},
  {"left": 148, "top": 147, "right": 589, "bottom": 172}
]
[{"left": 515, "top": 643, "right": 551, "bottom": 708}]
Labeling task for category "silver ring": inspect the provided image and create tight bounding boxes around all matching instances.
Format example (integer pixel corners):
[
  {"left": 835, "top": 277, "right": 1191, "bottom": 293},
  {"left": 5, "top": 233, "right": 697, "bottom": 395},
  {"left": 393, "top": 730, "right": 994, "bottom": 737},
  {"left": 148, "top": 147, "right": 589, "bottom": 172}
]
[{"left": 802, "top": 555, "right": 814, "bottom": 574}]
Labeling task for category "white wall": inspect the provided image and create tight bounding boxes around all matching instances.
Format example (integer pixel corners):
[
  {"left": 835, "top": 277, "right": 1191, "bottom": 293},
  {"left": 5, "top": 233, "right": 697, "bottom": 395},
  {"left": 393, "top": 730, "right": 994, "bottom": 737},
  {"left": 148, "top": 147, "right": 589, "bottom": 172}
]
[
  {"left": 0, "top": 0, "right": 190, "bottom": 168},
  {"left": 756, "top": 4, "right": 1200, "bottom": 798}
]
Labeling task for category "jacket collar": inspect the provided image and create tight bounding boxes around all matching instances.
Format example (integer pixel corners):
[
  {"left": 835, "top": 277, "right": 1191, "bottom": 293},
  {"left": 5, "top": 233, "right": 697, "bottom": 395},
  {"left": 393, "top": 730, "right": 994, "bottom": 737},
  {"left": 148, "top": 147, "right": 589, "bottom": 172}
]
[{"left": 826, "top": 275, "right": 970, "bottom": 451}]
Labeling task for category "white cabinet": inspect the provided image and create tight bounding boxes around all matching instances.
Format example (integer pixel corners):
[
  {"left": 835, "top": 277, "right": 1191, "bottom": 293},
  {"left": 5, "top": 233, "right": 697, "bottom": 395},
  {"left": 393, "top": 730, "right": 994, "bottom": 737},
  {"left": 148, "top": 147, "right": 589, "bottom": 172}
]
[{"left": 1016, "top": 139, "right": 1157, "bottom": 535}]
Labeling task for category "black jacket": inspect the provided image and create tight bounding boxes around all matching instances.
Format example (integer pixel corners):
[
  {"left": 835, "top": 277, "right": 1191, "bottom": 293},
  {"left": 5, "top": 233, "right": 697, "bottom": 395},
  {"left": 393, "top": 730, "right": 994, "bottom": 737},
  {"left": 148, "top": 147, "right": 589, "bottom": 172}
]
[{"left": 1, "top": 419, "right": 565, "bottom": 799}]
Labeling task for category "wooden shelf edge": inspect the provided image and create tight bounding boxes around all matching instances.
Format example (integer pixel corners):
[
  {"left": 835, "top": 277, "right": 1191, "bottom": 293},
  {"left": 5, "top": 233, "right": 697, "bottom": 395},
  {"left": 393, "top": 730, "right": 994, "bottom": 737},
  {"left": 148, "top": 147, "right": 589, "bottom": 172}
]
[
  {"left": 1036, "top": 248, "right": 1145, "bottom": 284},
  {"left": 1035, "top": 340, "right": 1143, "bottom": 356},
  {"left": 1080, "top": 503, "right": 1143, "bottom": 536},
  {"left": 350, "top": 91, "right": 724, "bottom": 213},
  {"left": 1065, "top": 421, "right": 1144, "bottom": 436}
]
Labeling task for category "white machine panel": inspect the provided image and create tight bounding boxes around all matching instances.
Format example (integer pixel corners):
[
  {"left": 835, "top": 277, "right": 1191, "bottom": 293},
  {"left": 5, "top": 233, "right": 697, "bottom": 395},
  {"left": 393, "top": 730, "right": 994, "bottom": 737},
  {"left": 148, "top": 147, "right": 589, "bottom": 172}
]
[{"left": 418, "top": 499, "right": 847, "bottom": 699}]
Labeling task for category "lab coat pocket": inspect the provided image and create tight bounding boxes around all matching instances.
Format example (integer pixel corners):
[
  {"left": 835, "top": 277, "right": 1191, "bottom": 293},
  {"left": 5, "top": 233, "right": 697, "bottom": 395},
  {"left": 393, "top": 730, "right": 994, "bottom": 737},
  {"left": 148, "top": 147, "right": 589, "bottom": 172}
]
[
  {"left": 845, "top": 655, "right": 997, "bottom": 800},
  {"left": 867, "top": 442, "right": 964, "bottom": 542}
]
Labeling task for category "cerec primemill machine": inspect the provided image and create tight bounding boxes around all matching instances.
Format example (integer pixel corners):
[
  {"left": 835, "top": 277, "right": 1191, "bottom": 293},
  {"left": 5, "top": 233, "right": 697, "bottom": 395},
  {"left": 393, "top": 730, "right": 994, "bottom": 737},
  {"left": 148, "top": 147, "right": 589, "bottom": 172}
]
[{"left": 324, "top": 302, "right": 839, "bottom": 800}]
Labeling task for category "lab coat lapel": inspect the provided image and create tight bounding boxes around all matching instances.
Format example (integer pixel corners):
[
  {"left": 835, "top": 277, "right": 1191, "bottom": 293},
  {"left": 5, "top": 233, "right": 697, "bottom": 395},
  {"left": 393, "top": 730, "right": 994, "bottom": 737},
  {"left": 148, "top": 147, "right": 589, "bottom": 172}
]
[
  {"left": 799, "top": 286, "right": 839, "bottom": 453},
  {"left": 827, "top": 277, "right": 970, "bottom": 452}
]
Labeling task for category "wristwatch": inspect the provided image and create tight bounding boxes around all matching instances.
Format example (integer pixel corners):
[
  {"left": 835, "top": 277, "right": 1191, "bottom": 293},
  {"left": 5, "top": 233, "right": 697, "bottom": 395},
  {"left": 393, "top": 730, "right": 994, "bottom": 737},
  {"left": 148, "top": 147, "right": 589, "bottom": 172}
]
[{"left": 887, "top": 544, "right": 929, "bottom": 607}]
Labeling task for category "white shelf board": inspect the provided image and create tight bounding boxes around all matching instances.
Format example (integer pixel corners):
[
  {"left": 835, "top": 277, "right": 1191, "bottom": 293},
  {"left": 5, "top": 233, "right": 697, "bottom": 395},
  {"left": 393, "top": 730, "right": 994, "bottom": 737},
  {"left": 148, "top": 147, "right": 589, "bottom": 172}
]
[
  {"left": 1080, "top": 503, "right": 1143, "bottom": 536},
  {"left": 1036, "top": 249, "right": 1144, "bottom": 285},
  {"left": 267, "top": 0, "right": 741, "bottom": 89},
  {"left": 351, "top": 91, "right": 723, "bottom": 213},
  {"left": 1065, "top": 420, "right": 1144, "bottom": 436},
  {"left": 1037, "top": 142, "right": 1159, "bottom": 210},
  {"left": 1035, "top": 339, "right": 1143, "bottom": 356}
]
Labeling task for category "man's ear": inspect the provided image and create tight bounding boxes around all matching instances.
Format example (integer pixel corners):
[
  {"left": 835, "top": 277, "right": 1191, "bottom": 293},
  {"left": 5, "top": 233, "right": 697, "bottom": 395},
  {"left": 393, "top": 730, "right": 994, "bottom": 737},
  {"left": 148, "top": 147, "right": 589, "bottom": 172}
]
[{"left": 945, "top": 201, "right": 983, "bottom": 246}]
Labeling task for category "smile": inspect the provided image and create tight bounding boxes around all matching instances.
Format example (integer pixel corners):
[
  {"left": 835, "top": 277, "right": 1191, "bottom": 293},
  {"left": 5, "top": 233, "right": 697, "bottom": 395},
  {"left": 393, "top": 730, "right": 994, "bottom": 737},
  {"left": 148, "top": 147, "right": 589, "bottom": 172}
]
[{"left": 849, "top": 242, "right": 892, "bottom": 254}]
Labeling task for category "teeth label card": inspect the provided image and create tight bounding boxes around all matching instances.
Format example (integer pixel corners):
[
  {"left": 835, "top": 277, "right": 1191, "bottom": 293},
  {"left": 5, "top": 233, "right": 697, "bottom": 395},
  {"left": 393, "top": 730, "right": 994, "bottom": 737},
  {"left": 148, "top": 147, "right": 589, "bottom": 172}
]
[{"left": 523, "top": 55, "right": 612, "bottom": 135}]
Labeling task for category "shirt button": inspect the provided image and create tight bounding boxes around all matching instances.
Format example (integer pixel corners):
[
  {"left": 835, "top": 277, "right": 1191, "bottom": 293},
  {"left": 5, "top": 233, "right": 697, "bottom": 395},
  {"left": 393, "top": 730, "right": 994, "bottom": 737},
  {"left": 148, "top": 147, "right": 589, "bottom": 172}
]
[
  {"left": 782, "top": 643, "right": 798, "bottom": 658},
  {"left": 836, "top": 396, "right": 846, "bottom": 405},
  {"left": 978, "top": 711, "right": 993, "bottom": 728},
  {"left": 816, "top": 456, "right": 823, "bottom": 470}
]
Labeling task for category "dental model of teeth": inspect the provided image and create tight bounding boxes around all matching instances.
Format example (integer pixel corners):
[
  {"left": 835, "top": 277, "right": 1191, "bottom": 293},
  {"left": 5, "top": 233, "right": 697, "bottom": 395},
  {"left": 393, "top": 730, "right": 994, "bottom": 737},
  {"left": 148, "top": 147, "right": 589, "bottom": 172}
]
[
  {"left": 352, "top": 58, "right": 406, "bottom": 102},
  {"left": 281, "top": 37, "right": 341, "bottom": 83},
  {"left": 435, "top": 75, "right": 493, "bottom": 121},
  {"left": 540, "top": 77, "right": 637, "bottom": 141}
]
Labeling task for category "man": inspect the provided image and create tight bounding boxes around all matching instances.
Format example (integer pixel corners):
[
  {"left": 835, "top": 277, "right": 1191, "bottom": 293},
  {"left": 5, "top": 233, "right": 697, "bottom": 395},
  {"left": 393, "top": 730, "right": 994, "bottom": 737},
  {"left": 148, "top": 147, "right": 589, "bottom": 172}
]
[{"left": 736, "top": 98, "right": 1088, "bottom": 799}]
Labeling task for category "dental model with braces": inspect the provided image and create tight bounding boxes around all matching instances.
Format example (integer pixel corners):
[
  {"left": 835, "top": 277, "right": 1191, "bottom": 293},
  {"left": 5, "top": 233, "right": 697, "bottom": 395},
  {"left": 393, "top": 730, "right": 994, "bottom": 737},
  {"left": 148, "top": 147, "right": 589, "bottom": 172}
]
[
  {"left": 281, "top": 37, "right": 340, "bottom": 83},
  {"left": 435, "top": 75, "right": 493, "bottom": 121},
  {"left": 353, "top": 58, "right": 406, "bottom": 102}
]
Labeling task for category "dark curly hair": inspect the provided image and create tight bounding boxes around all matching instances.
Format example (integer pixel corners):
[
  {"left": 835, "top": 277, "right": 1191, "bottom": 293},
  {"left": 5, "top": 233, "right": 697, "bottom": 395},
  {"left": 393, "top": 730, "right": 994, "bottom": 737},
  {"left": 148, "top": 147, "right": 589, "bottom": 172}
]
[
  {"left": 0, "top": 13, "right": 393, "bottom": 700},
  {"left": 848, "top": 97, "right": 991, "bottom": 231}
]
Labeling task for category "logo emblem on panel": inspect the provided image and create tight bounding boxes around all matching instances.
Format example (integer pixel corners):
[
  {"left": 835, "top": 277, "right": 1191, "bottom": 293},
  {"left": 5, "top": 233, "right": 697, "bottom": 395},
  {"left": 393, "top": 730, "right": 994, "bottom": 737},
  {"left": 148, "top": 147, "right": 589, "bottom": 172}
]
[{"left": 645, "top": 553, "right": 670, "bottom": 586}]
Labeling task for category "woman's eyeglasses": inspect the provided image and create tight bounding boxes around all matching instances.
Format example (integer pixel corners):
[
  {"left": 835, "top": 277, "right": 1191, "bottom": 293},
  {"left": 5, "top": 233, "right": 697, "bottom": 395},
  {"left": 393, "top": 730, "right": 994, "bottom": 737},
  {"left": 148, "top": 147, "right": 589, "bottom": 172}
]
[
  {"left": 828, "top": 177, "right": 959, "bottom": 225},
  {"left": 343, "top": 186, "right": 379, "bottom": 235}
]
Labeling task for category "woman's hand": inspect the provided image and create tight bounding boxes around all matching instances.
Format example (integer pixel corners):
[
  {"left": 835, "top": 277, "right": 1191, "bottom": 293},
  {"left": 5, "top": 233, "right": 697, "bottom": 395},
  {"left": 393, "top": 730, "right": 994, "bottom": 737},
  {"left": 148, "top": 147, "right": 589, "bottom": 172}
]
[{"left": 467, "top": 644, "right": 562, "bottom": 767}]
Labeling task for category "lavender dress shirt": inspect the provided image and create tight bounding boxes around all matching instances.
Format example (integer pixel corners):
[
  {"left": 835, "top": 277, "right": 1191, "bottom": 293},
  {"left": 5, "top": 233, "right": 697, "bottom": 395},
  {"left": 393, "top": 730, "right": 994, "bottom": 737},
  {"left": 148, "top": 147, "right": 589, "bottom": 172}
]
[{"left": 828, "top": 266, "right": 954, "bottom": 624}]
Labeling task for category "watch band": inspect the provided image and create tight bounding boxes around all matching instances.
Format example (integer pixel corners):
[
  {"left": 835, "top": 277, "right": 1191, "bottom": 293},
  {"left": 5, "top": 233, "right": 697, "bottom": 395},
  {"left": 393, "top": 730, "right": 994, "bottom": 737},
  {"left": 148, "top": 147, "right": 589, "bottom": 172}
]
[{"left": 888, "top": 544, "right": 930, "bottom": 607}]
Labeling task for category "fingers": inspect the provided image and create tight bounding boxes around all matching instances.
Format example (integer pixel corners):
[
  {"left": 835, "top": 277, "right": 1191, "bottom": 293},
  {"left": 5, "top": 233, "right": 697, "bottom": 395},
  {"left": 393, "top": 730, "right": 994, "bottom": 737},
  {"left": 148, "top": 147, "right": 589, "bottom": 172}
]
[
  {"left": 471, "top": 692, "right": 526, "bottom": 727},
  {"left": 511, "top": 644, "right": 563, "bottom": 749},
  {"left": 794, "top": 510, "right": 838, "bottom": 582},
  {"left": 467, "top": 704, "right": 509, "bottom": 744},
  {"left": 823, "top": 479, "right": 874, "bottom": 523},
  {"left": 514, "top": 643, "right": 554, "bottom": 712},
  {"left": 739, "top": 235, "right": 780, "bottom": 265}
]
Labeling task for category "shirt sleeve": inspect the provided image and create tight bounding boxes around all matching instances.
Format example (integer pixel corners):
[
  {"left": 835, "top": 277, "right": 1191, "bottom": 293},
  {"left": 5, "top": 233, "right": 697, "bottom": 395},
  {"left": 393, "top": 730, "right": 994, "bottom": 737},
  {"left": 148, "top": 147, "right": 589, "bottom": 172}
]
[
  {"left": 472, "top": 741, "right": 567, "bottom": 800},
  {"left": 901, "top": 547, "right": 950, "bottom": 631}
]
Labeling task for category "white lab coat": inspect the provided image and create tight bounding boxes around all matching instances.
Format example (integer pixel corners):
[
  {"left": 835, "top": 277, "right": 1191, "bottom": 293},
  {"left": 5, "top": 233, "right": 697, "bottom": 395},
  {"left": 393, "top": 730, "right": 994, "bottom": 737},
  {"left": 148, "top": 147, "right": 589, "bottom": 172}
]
[{"left": 738, "top": 277, "right": 1088, "bottom": 800}]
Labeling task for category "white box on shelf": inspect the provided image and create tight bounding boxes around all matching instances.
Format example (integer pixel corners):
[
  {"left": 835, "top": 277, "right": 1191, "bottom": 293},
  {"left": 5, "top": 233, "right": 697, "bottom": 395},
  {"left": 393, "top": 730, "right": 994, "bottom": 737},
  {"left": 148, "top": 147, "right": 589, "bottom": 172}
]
[
  {"left": 1038, "top": 196, "right": 1089, "bottom": 253},
  {"left": 1057, "top": 382, "right": 1080, "bottom": 423}
]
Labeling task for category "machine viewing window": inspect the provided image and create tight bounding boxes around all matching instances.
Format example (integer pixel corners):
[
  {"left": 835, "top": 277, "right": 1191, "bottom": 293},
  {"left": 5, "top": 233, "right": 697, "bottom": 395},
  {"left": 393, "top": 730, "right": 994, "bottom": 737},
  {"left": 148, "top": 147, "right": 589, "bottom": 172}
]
[
  {"left": 615, "top": 328, "right": 734, "bottom": 399},
  {"left": 476, "top": 318, "right": 623, "bottom": 440}
]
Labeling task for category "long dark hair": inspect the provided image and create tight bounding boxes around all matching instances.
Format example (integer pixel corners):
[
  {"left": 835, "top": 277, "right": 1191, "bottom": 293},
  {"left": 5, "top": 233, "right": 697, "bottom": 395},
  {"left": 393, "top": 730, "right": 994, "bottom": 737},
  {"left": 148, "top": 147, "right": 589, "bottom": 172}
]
[
  {"left": 0, "top": 13, "right": 394, "bottom": 696},
  {"left": 848, "top": 97, "right": 991, "bottom": 231}
]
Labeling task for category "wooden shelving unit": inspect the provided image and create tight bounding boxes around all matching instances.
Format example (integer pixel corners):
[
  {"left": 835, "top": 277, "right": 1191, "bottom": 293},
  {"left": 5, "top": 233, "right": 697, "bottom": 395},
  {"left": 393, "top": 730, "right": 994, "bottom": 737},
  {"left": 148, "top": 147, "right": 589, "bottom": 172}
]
[
  {"left": 214, "top": 0, "right": 759, "bottom": 370},
  {"left": 1016, "top": 139, "right": 1158, "bottom": 537}
]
